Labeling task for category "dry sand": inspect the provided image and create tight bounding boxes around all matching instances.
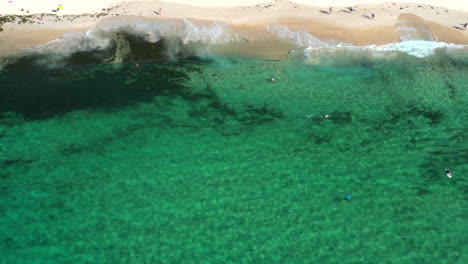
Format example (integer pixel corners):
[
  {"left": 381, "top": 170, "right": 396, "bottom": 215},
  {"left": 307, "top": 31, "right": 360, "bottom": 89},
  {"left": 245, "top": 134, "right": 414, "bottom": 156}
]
[
  {"left": 2, "top": 1, "right": 468, "bottom": 15},
  {"left": 0, "top": 1, "right": 467, "bottom": 57}
]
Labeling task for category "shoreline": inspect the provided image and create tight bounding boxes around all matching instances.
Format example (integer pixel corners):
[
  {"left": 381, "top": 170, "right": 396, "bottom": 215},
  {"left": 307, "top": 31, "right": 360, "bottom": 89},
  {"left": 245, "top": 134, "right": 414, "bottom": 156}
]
[{"left": 1, "top": 1, "right": 467, "bottom": 59}]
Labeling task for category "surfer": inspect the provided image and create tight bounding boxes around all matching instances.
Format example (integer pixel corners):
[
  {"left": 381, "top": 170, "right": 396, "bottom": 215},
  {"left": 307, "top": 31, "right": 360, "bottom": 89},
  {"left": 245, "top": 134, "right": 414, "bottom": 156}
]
[
  {"left": 344, "top": 194, "right": 352, "bottom": 201},
  {"left": 445, "top": 168, "right": 452, "bottom": 178}
]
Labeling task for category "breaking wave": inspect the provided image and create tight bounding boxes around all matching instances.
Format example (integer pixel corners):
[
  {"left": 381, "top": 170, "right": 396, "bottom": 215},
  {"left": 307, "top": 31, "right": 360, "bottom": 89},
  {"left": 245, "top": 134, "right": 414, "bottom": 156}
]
[
  {"left": 1, "top": 17, "right": 467, "bottom": 71},
  {"left": 301, "top": 41, "right": 467, "bottom": 63},
  {"left": 0, "top": 17, "right": 238, "bottom": 70}
]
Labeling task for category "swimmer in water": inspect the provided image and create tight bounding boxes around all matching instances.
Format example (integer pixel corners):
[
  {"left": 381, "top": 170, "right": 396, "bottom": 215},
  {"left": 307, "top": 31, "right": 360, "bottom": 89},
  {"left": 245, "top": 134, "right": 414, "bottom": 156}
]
[
  {"left": 269, "top": 77, "right": 276, "bottom": 82},
  {"left": 445, "top": 168, "right": 452, "bottom": 178},
  {"left": 344, "top": 194, "right": 352, "bottom": 201}
]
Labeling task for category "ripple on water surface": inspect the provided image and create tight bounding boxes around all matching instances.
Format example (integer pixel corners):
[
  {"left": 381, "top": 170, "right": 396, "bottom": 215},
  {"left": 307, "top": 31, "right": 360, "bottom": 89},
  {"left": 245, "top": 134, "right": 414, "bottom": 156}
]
[{"left": 0, "top": 51, "right": 467, "bottom": 263}]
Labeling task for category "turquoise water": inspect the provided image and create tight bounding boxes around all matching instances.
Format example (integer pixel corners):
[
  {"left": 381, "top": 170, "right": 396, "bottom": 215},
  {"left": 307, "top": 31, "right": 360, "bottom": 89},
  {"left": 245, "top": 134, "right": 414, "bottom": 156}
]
[{"left": 1, "top": 50, "right": 467, "bottom": 263}]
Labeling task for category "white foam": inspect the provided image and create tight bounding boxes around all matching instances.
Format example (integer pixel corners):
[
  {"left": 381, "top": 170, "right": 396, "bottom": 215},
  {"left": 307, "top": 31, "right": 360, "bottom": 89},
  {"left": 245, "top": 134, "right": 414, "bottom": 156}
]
[
  {"left": 4, "top": 21, "right": 467, "bottom": 69},
  {"left": 302, "top": 41, "right": 468, "bottom": 59},
  {"left": 27, "top": 18, "right": 237, "bottom": 61},
  {"left": 268, "top": 23, "right": 466, "bottom": 59},
  {"left": 368, "top": 41, "right": 464, "bottom": 58}
]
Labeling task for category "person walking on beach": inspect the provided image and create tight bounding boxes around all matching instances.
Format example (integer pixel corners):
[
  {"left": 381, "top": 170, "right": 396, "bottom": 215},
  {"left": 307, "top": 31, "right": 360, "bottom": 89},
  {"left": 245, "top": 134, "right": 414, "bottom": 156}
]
[
  {"left": 371, "top": 11, "right": 375, "bottom": 19},
  {"left": 329, "top": 7, "right": 333, "bottom": 14}
]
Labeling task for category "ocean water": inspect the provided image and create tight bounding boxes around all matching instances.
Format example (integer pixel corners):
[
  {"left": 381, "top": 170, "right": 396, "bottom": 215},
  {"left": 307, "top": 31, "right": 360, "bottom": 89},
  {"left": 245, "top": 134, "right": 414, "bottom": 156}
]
[{"left": 1, "top": 22, "right": 468, "bottom": 263}]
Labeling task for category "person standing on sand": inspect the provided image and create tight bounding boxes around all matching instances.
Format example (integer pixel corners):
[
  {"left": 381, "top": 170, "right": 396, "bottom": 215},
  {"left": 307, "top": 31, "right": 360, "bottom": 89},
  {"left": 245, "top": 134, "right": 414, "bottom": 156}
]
[
  {"left": 372, "top": 11, "right": 375, "bottom": 19},
  {"left": 329, "top": 7, "right": 333, "bottom": 14}
]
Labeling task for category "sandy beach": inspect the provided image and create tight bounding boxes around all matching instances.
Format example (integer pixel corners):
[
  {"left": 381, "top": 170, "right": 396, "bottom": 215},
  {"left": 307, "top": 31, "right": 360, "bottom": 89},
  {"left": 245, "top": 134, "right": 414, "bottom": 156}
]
[{"left": 0, "top": 0, "right": 467, "bottom": 57}]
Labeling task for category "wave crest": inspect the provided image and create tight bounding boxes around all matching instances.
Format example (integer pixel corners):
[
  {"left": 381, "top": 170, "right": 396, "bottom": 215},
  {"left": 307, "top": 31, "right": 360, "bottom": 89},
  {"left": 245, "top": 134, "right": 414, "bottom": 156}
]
[{"left": 1, "top": 18, "right": 467, "bottom": 71}]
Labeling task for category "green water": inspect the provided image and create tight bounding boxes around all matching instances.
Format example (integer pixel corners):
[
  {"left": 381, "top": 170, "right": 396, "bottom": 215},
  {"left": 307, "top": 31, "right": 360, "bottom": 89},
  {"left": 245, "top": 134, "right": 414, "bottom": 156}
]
[{"left": 1, "top": 52, "right": 467, "bottom": 263}]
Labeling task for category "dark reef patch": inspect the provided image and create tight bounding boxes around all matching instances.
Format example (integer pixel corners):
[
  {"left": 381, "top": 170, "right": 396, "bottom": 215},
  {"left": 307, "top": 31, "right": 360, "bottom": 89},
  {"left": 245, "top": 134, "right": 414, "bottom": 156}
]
[
  {"left": 0, "top": 59, "right": 192, "bottom": 120},
  {"left": 0, "top": 158, "right": 34, "bottom": 168}
]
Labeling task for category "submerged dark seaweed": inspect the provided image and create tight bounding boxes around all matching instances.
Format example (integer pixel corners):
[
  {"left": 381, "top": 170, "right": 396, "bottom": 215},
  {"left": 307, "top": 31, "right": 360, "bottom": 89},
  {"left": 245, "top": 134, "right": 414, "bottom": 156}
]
[
  {"left": 0, "top": 31, "right": 236, "bottom": 121},
  {"left": 0, "top": 57, "right": 197, "bottom": 120}
]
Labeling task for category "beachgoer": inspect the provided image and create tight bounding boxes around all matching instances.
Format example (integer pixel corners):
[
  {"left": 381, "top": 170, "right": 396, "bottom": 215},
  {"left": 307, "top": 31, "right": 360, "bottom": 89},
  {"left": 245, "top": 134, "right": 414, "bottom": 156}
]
[
  {"left": 136, "top": 63, "right": 140, "bottom": 68},
  {"left": 329, "top": 7, "right": 333, "bottom": 14},
  {"left": 249, "top": 35, "right": 253, "bottom": 43},
  {"left": 464, "top": 23, "right": 467, "bottom": 30},
  {"left": 154, "top": 8, "right": 162, "bottom": 15},
  {"left": 372, "top": 11, "right": 375, "bottom": 19},
  {"left": 320, "top": 114, "right": 331, "bottom": 118},
  {"left": 344, "top": 194, "right": 352, "bottom": 201},
  {"left": 445, "top": 168, "right": 452, "bottom": 178},
  {"left": 269, "top": 77, "right": 276, "bottom": 82}
]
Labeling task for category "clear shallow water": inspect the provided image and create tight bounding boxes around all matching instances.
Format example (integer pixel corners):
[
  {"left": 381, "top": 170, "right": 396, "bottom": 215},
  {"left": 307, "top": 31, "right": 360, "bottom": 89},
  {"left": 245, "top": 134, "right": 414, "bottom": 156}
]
[{"left": 0, "top": 50, "right": 467, "bottom": 263}]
